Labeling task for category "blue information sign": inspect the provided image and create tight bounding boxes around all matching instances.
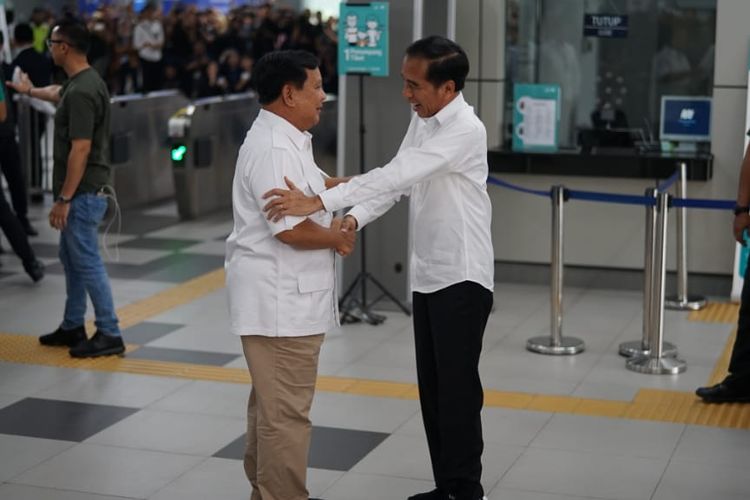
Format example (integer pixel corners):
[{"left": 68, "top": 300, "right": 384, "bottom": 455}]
[
  {"left": 512, "top": 83, "right": 560, "bottom": 153},
  {"left": 583, "top": 14, "right": 629, "bottom": 38},
  {"left": 338, "top": 2, "right": 389, "bottom": 77}
]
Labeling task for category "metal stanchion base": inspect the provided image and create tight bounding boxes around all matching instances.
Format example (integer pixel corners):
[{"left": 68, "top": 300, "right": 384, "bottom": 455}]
[
  {"left": 626, "top": 354, "right": 687, "bottom": 374},
  {"left": 526, "top": 336, "right": 585, "bottom": 355},
  {"left": 664, "top": 295, "right": 707, "bottom": 311},
  {"left": 618, "top": 340, "right": 678, "bottom": 358}
]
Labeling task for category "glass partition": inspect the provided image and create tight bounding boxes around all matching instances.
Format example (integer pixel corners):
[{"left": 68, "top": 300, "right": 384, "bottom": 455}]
[{"left": 505, "top": 0, "right": 717, "bottom": 149}]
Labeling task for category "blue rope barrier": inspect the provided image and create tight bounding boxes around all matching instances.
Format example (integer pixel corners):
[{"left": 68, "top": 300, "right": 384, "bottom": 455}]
[
  {"left": 656, "top": 170, "right": 680, "bottom": 192},
  {"left": 672, "top": 198, "right": 734, "bottom": 210},
  {"left": 486, "top": 176, "right": 735, "bottom": 211},
  {"left": 566, "top": 189, "right": 656, "bottom": 206},
  {"left": 487, "top": 176, "right": 551, "bottom": 198}
]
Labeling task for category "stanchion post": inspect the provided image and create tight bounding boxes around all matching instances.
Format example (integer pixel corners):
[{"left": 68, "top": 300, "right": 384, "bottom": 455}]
[
  {"left": 665, "top": 162, "right": 707, "bottom": 311},
  {"left": 527, "top": 185, "right": 585, "bottom": 355},
  {"left": 619, "top": 188, "right": 677, "bottom": 358},
  {"left": 627, "top": 192, "right": 686, "bottom": 374}
]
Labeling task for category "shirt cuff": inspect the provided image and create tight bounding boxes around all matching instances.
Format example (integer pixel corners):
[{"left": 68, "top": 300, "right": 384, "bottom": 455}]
[
  {"left": 319, "top": 186, "right": 347, "bottom": 212},
  {"left": 345, "top": 206, "right": 370, "bottom": 231}
]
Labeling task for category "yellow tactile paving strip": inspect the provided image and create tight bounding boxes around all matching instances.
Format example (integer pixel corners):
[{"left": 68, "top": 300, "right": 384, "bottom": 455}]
[{"left": 2, "top": 270, "right": 749, "bottom": 429}]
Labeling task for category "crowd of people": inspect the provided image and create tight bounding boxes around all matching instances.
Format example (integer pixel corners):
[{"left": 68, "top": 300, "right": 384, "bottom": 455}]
[{"left": 16, "top": 2, "right": 339, "bottom": 98}]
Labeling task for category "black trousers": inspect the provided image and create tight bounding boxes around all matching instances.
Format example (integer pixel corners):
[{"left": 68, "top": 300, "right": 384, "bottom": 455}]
[
  {"left": 728, "top": 263, "right": 750, "bottom": 387},
  {"left": 140, "top": 58, "right": 163, "bottom": 93},
  {"left": 0, "top": 178, "right": 34, "bottom": 265},
  {"left": 0, "top": 136, "right": 29, "bottom": 223},
  {"left": 413, "top": 281, "right": 493, "bottom": 500}
]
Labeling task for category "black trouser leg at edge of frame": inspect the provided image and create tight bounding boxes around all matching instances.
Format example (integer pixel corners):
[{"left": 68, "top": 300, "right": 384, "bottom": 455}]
[
  {"left": 0, "top": 185, "right": 35, "bottom": 264},
  {"left": 413, "top": 281, "right": 493, "bottom": 500},
  {"left": 728, "top": 264, "right": 750, "bottom": 388}
]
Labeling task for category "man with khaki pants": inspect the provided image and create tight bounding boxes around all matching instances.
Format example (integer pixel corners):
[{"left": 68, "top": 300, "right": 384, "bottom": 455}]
[{"left": 225, "top": 50, "right": 354, "bottom": 500}]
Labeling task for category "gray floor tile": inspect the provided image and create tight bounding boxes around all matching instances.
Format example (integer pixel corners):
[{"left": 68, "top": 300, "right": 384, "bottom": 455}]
[
  {"left": 29, "top": 242, "right": 59, "bottom": 259},
  {"left": 672, "top": 425, "right": 750, "bottom": 466},
  {"left": 0, "top": 398, "right": 138, "bottom": 442},
  {"left": 0, "top": 392, "right": 23, "bottom": 409},
  {"left": 13, "top": 443, "right": 204, "bottom": 498},
  {"left": 35, "top": 371, "right": 189, "bottom": 408},
  {"left": 489, "top": 488, "right": 607, "bottom": 500},
  {"left": 308, "top": 426, "right": 390, "bottom": 471},
  {"left": 0, "top": 363, "right": 78, "bottom": 396},
  {"left": 529, "top": 414, "right": 685, "bottom": 459},
  {"left": 116, "top": 213, "right": 181, "bottom": 235},
  {"left": 502, "top": 448, "right": 668, "bottom": 500},
  {"left": 652, "top": 459, "right": 750, "bottom": 500},
  {"left": 139, "top": 253, "right": 225, "bottom": 283},
  {"left": 310, "top": 392, "right": 419, "bottom": 433},
  {"left": 86, "top": 409, "right": 245, "bottom": 456},
  {"left": 127, "top": 346, "right": 240, "bottom": 366},
  {"left": 321, "top": 472, "right": 434, "bottom": 500},
  {"left": 119, "top": 237, "right": 201, "bottom": 251},
  {"left": 121, "top": 321, "right": 185, "bottom": 344},
  {"left": 148, "top": 380, "right": 248, "bottom": 418},
  {"left": 214, "top": 425, "right": 389, "bottom": 472},
  {"left": 0, "top": 434, "right": 74, "bottom": 482},
  {"left": 149, "top": 457, "right": 247, "bottom": 500},
  {"left": 0, "top": 484, "right": 134, "bottom": 500}
]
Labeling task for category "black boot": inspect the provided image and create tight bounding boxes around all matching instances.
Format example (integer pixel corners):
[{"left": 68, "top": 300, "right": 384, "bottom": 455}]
[
  {"left": 69, "top": 331, "right": 125, "bottom": 358},
  {"left": 40, "top": 325, "right": 87, "bottom": 347}
]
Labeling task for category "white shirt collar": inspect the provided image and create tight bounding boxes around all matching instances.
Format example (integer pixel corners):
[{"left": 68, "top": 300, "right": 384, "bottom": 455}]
[
  {"left": 421, "top": 92, "right": 466, "bottom": 127},
  {"left": 258, "top": 108, "right": 312, "bottom": 150}
]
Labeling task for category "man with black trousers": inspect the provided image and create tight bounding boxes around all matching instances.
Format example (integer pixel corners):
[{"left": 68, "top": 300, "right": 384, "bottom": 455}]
[
  {"left": 262, "top": 36, "right": 494, "bottom": 500},
  {"left": 11, "top": 23, "right": 52, "bottom": 206},
  {"left": 696, "top": 132, "right": 750, "bottom": 403}
]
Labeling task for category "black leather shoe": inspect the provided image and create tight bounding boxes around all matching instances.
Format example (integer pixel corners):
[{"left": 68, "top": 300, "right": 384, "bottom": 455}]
[
  {"left": 69, "top": 331, "right": 125, "bottom": 358},
  {"left": 696, "top": 382, "right": 750, "bottom": 403},
  {"left": 23, "top": 259, "right": 44, "bottom": 282},
  {"left": 40, "top": 325, "right": 87, "bottom": 347},
  {"left": 409, "top": 490, "right": 446, "bottom": 500}
]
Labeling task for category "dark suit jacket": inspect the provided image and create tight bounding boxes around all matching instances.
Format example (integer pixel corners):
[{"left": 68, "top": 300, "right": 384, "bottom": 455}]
[{"left": 11, "top": 47, "right": 52, "bottom": 87}]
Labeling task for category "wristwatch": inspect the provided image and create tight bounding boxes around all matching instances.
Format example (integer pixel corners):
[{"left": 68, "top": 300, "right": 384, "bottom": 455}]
[
  {"left": 56, "top": 195, "right": 72, "bottom": 204},
  {"left": 733, "top": 205, "right": 749, "bottom": 216}
]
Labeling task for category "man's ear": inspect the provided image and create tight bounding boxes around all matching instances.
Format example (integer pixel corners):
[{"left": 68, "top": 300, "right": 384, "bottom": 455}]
[
  {"left": 281, "top": 83, "right": 296, "bottom": 107},
  {"left": 443, "top": 79, "right": 456, "bottom": 95}
]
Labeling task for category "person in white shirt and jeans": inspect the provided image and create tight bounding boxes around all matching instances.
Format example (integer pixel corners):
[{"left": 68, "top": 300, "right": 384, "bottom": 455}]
[
  {"left": 225, "top": 50, "right": 355, "bottom": 500},
  {"left": 263, "top": 36, "right": 494, "bottom": 500}
]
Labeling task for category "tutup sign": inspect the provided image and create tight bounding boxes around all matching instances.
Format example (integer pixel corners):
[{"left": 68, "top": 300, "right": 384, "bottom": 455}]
[{"left": 583, "top": 14, "right": 629, "bottom": 38}]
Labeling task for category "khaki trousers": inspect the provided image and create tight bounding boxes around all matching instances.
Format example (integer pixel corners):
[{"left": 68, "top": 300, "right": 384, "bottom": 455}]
[{"left": 241, "top": 334, "right": 324, "bottom": 500}]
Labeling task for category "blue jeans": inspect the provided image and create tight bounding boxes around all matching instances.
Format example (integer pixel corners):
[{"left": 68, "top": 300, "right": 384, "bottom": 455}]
[{"left": 59, "top": 193, "right": 120, "bottom": 336}]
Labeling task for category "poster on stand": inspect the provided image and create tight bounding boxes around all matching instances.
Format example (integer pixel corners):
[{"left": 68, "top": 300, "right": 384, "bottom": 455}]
[
  {"left": 512, "top": 83, "right": 561, "bottom": 153},
  {"left": 338, "top": 2, "right": 389, "bottom": 76}
]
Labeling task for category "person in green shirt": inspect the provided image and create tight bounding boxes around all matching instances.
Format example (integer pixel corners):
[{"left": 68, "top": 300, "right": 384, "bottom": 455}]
[{"left": 8, "top": 18, "right": 124, "bottom": 358}]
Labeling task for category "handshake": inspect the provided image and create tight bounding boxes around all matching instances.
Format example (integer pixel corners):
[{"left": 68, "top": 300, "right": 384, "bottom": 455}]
[{"left": 331, "top": 215, "right": 358, "bottom": 257}]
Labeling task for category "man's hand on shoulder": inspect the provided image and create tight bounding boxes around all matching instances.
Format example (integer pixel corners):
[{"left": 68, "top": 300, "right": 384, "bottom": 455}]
[{"left": 263, "top": 176, "right": 324, "bottom": 221}]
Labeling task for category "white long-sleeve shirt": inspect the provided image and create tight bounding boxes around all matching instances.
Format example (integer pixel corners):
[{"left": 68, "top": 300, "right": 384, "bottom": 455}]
[
  {"left": 226, "top": 110, "right": 338, "bottom": 337},
  {"left": 319, "top": 93, "right": 494, "bottom": 294}
]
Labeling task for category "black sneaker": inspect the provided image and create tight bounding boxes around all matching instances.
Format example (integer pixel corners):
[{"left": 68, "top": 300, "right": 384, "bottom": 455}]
[
  {"left": 23, "top": 259, "right": 44, "bottom": 282},
  {"left": 69, "top": 331, "right": 125, "bottom": 358},
  {"left": 696, "top": 382, "right": 750, "bottom": 403},
  {"left": 409, "top": 490, "right": 446, "bottom": 500},
  {"left": 40, "top": 325, "right": 87, "bottom": 347}
]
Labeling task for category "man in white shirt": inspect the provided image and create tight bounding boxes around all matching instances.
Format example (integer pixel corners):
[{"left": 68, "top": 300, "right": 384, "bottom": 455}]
[
  {"left": 132, "top": 2, "right": 164, "bottom": 92},
  {"left": 262, "top": 36, "right": 494, "bottom": 500},
  {"left": 225, "top": 50, "right": 354, "bottom": 500}
]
